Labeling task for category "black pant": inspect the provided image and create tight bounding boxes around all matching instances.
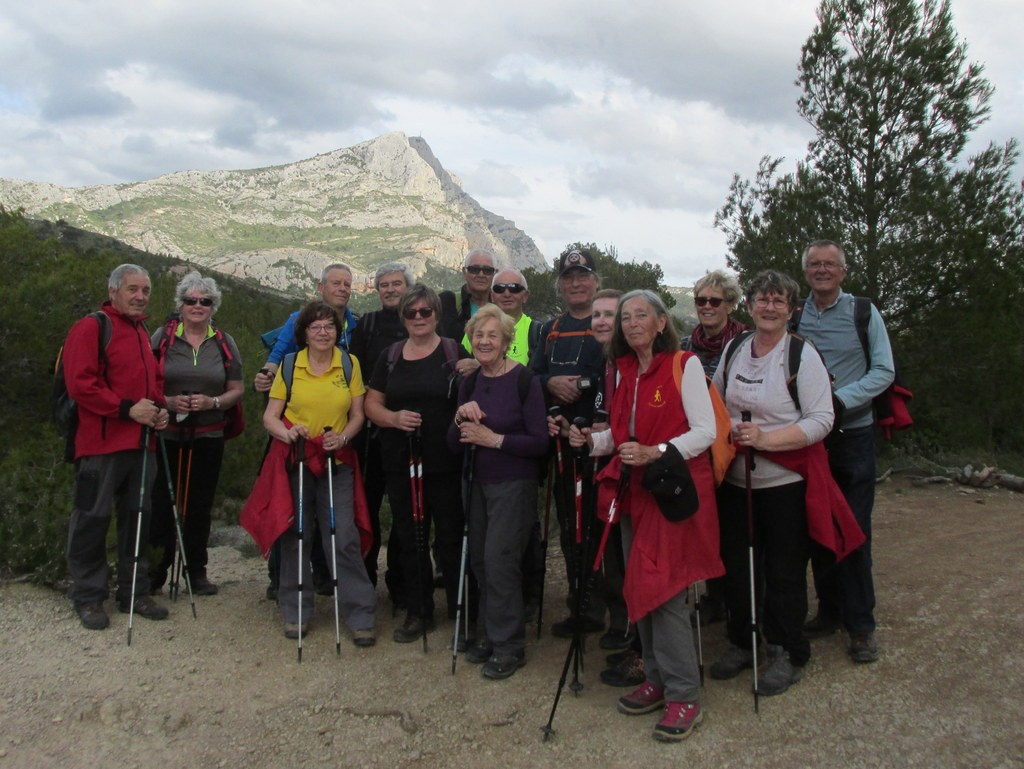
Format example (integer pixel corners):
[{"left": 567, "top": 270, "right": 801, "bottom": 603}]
[
  {"left": 718, "top": 480, "right": 811, "bottom": 666},
  {"left": 149, "top": 436, "right": 224, "bottom": 585},
  {"left": 385, "top": 468, "right": 464, "bottom": 619}
]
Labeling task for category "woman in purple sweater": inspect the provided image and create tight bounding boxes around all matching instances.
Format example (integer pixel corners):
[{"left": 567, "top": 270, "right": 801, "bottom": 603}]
[{"left": 448, "top": 304, "right": 548, "bottom": 679}]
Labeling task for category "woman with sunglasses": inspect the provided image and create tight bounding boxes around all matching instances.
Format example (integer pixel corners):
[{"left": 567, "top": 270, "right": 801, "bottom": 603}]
[
  {"left": 149, "top": 271, "right": 244, "bottom": 597},
  {"left": 681, "top": 270, "right": 747, "bottom": 377},
  {"left": 680, "top": 270, "right": 746, "bottom": 625},
  {"left": 365, "top": 284, "right": 470, "bottom": 643}
]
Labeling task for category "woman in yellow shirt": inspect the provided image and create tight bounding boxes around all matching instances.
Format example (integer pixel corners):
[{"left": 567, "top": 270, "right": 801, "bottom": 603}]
[{"left": 264, "top": 301, "right": 377, "bottom": 646}]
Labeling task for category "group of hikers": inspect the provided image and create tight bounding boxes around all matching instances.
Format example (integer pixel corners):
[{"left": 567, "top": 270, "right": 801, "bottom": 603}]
[{"left": 61, "top": 239, "right": 894, "bottom": 742}]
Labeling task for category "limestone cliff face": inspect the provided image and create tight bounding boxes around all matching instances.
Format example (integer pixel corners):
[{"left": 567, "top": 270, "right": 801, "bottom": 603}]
[{"left": 0, "top": 132, "right": 546, "bottom": 293}]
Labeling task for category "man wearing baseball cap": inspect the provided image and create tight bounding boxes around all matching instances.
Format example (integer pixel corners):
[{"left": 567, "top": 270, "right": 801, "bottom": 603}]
[{"left": 530, "top": 248, "right": 628, "bottom": 646}]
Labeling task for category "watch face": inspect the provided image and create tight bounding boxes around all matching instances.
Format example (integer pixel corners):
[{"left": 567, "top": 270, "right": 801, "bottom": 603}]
[{"left": 658, "top": 443, "right": 668, "bottom": 453}]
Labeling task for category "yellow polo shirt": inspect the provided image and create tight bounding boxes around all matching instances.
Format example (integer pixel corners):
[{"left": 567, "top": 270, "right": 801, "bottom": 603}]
[{"left": 269, "top": 348, "right": 365, "bottom": 435}]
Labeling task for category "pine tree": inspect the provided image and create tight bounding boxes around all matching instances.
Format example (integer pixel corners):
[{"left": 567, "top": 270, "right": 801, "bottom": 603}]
[
  {"left": 715, "top": 0, "right": 1024, "bottom": 449},
  {"left": 717, "top": 0, "right": 1021, "bottom": 326}
]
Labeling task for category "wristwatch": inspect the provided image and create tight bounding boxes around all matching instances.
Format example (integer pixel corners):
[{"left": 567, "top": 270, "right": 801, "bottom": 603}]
[{"left": 657, "top": 442, "right": 668, "bottom": 455}]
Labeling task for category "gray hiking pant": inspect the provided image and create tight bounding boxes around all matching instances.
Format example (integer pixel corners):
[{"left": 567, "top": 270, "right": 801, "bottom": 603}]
[
  {"left": 67, "top": 450, "right": 155, "bottom": 608},
  {"left": 469, "top": 478, "right": 536, "bottom": 655},
  {"left": 279, "top": 463, "right": 376, "bottom": 631},
  {"left": 622, "top": 518, "right": 701, "bottom": 703}
]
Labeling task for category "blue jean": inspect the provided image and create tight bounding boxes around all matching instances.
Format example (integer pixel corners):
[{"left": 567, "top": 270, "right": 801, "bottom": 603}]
[{"left": 811, "top": 426, "right": 877, "bottom": 634}]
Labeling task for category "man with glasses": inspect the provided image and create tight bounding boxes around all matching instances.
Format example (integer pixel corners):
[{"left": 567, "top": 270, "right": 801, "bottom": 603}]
[
  {"left": 441, "top": 249, "right": 497, "bottom": 343},
  {"left": 530, "top": 248, "right": 627, "bottom": 644},
  {"left": 794, "top": 239, "right": 895, "bottom": 664},
  {"left": 459, "top": 268, "right": 542, "bottom": 365}
]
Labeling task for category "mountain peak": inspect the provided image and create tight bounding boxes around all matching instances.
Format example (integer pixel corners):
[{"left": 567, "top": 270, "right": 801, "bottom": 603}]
[{"left": 0, "top": 132, "right": 546, "bottom": 294}]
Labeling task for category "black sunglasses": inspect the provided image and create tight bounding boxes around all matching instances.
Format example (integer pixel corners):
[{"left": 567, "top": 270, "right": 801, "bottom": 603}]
[
  {"left": 182, "top": 297, "right": 214, "bottom": 307},
  {"left": 466, "top": 265, "right": 497, "bottom": 276},
  {"left": 695, "top": 297, "right": 724, "bottom": 308},
  {"left": 492, "top": 283, "right": 525, "bottom": 295},
  {"left": 403, "top": 307, "right": 435, "bottom": 319}
]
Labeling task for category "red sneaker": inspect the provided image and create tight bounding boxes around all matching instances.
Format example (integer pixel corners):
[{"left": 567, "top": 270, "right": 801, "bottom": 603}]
[
  {"left": 653, "top": 701, "right": 703, "bottom": 742},
  {"left": 616, "top": 681, "right": 665, "bottom": 715}
]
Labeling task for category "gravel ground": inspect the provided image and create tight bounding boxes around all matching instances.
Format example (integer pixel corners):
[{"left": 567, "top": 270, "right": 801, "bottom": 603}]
[{"left": 1, "top": 476, "right": 1022, "bottom": 769}]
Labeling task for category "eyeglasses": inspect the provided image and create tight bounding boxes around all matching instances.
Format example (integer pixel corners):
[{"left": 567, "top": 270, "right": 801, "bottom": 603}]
[
  {"left": 807, "top": 260, "right": 844, "bottom": 271},
  {"left": 695, "top": 296, "right": 724, "bottom": 308},
  {"left": 465, "top": 265, "right": 496, "bottom": 276},
  {"left": 492, "top": 283, "right": 525, "bottom": 295},
  {"left": 403, "top": 307, "right": 435, "bottom": 319},
  {"left": 308, "top": 322, "right": 336, "bottom": 334},
  {"left": 182, "top": 297, "right": 214, "bottom": 307},
  {"left": 752, "top": 297, "right": 790, "bottom": 310}
]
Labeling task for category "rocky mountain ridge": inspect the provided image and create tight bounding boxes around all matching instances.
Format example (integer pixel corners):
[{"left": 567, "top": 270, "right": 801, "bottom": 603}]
[{"left": 0, "top": 132, "right": 546, "bottom": 294}]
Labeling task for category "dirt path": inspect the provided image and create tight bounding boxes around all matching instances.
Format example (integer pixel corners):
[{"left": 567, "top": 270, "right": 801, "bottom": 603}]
[{"left": 1, "top": 477, "right": 1022, "bottom": 769}]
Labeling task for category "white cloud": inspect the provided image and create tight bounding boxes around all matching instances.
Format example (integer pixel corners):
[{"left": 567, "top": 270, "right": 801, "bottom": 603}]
[{"left": 0, "top": 0, "right": 1019, "bottom": 286}]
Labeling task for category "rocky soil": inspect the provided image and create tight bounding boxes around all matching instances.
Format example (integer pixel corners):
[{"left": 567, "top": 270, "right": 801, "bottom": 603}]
[{"left": 1, "top": 477, "right": 1022, "bottom": 769}]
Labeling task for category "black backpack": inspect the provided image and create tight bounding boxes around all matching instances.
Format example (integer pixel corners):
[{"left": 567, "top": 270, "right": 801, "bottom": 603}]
[{"left": 52, "top": 311, "right": 113, "bottom": 463}]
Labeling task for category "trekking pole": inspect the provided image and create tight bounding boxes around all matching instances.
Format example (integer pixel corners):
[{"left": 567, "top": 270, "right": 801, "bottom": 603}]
[
  {"left": 324, "top": 428, "right": 342, "bottom": 657},
  {"left": 542, "top": 434, "right": 628, "bottom": 742},
  {"left": 409, "top": 425, "right": 429, "bottom": 653},
  {"left": 170, "top": 411, "right": 186, "bottom": 601},
  {"left": 568, "top": 416, "right": 590, "bottom": 694},
  {"left": 127, "top": 428, "right": 151, "bottom": 647},
  {"left": 157, "top": 434, "right": 196, "bottom": 619},
  {"left": 742, "top": 410, "right": 759, "bottom": 713},
  {"left": 694, "top": 582, "right": 704, "bottom": 687},
  {"left": 296, "top": 435, "right": 306, "bottom": 663},
  {"left": 452, "top": 445, "right": 476, "bottom": 674},
  {"left": 171, "top": 401, "right": 196, "bottom": 601},
  {"left": 536, "top": 456, "right": 554, "bottom": 640}
]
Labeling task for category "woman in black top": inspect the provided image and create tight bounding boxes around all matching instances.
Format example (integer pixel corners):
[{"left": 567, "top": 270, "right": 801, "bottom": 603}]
[{"left": 364, "top": 284, "right": 467, "bottom": 643}]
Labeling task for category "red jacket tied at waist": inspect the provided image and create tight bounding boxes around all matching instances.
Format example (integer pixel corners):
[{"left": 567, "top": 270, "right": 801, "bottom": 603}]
[
  {"left": 240, "top": 430, "right": 372, "bottom": 559},
  {"left": 737, "top": 442, "right": 866, "bottom": 561}
]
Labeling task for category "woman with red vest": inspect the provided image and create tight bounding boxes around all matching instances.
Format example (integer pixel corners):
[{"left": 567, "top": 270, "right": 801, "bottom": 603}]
[{"left": 569, "top": 289, "right": 722, "bottom": 743}]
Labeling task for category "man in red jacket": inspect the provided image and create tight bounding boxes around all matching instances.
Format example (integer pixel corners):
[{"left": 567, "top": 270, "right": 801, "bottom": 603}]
[{"left": 63, "top": 264, "right": 171, "bottom": 630}]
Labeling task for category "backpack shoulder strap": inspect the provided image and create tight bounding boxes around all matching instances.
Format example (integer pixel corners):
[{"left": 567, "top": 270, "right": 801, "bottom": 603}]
[
  {"left": 788, "top": 299, "right": 806, "bottom": 334},
  {"left": 440, "top": 337, "right": 461, "bottom": 370},
  {"left": 340, "top": 349, "right": 353, "bottom": 385},
  {"left": 153, "top": 317, "right": 179, "bottom": 362},
  {"left": 92, "top": 311, "right": 112, "bottom": 349},
  {"left": 783, "top": 333, "right": 804, "bottom": 410},
  {"left": 527, "top": 319, "right": 543, "bottom": 360},
  {"left": 212, "top": 327, "right": 236, "bottom": 375},
  {"left": 671, "top": 350, "right": 686, "bottom": 394},
  {"left": 853, "top": 296, "right": 872, "bottom": 365},
  {"left": 720, "top": 330, "right": 754, "bottom": 400},
  {"left": 385, "top": 340, "right": 405, "bottom": 376},
  {"left": 516, "top": 364, "right": 534, "bottom": 403},
  {"left": 282, "top": 352, "right": 297, "bottom": 407},
  {"left": 544, "top": 315, "right": 563, "bottom": 355}
]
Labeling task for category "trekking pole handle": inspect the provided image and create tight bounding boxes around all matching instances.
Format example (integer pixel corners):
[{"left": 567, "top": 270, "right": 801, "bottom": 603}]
[{"left": 571, "top": 417, "right": 589, "bottom": 457}]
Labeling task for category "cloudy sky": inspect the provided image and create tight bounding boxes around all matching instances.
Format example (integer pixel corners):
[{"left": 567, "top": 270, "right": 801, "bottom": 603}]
[{"left": 1, "top": 0, "right": 1020, "bottom": 285}]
